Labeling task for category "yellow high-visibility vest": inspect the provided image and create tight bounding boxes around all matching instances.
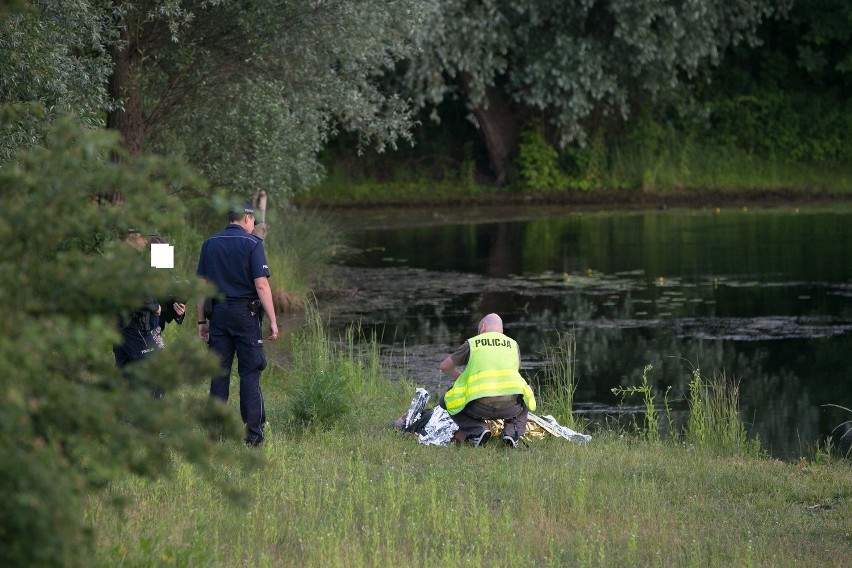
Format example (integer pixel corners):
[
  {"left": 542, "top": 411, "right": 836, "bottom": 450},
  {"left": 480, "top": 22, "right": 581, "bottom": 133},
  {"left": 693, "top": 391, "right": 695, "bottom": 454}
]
[{"left": 444, "top": 332, "right": 536, "bottom": 415}]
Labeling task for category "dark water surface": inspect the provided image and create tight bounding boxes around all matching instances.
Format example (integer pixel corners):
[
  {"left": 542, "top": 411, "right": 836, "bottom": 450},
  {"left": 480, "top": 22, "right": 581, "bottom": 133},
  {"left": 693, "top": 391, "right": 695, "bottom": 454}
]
[{"left": 318, "top": 204, "right": 852, "bottom": 459}]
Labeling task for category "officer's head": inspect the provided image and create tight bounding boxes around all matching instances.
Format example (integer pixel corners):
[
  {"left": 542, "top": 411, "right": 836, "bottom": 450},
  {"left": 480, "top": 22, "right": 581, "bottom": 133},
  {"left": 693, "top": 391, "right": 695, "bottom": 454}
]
[
  {"left": 123, "top": 227, "right": 148, "bottom": 252},
  {"left": 478, "top": 313, "right": 503, "bottom": 334},
  {"left": 228, "top": 202, "right": 256, "bottom": 230}
]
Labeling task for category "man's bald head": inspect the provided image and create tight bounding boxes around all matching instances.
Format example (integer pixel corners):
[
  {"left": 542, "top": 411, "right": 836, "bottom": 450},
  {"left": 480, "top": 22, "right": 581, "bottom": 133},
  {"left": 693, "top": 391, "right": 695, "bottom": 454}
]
[{"left": 478, "top": 313, "right": 503, "bottom": 334}]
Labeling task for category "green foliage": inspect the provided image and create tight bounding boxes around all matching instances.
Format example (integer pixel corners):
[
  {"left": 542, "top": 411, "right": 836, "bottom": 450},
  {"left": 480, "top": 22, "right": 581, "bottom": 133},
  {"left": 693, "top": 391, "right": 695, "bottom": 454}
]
[
  {"left": 0, "top": 0, "right": 114, "bottom": 159},
  {"left": 536, "top": 330, "right": 584, "bottom": 431},
  {"left": 612, "top": 364, "right": 668, "bottom": 443},
  {"left": 284, "top": 302, "right": 391, "bottom": 430},
  {"left": 284, "top": 301, "right": 349, "bottom": 429},
  {"left": 302, "top": 165, "right": 493, "bottom": 206},
  {"left": 0, "top": 112, "right": 253, "bottom": 567},
  {"left": 685, "top": 369, "right": 763, "bottom": 458},
  {"left": 262, "top": 208, "right": 351, "bottom": 297},
  {"left": 516, "top": 129, "right": 569, "bottom": 192},
  {"left": 137, "top": 0, "right": 433, "bottom": 199},
  {"left": 1, "top": 0, "right": 435, "bottom": 199},
  {"left": 89, "top": 336, "right": 852, "bottom": 567},
  {"left": 705, "top": 92, "right": 852, "bottom": 164},
  {"left": 403, "top": 0, "right": 784, "bottom": 147},
  {"left": 612, "top": 363, "right": 762, "bottom": 457}
]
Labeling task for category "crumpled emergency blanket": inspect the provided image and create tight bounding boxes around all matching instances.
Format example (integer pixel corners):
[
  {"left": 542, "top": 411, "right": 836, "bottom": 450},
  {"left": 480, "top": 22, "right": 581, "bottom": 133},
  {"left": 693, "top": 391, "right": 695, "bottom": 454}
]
[{"left": 403, "top": 387, "right": 592, "bottom": 447}]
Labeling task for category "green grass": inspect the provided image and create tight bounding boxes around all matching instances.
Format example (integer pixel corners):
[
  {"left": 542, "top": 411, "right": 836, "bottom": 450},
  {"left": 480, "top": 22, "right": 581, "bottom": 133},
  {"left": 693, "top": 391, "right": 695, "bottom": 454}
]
[
  {"left": 89, "top": 314, "right": 851, "bottom": 567},
  {"left": 300, "top": 138, "right": 852, "bottom": 207},
  {"left": 605, "top": 140, "right": 852, "bottom": 194}
]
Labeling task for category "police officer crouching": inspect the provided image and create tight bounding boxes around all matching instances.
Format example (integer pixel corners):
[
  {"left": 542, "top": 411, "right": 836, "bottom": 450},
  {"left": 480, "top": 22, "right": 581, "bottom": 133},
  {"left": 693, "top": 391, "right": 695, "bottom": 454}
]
[
  {"left": 113, "top": 228, "right": 161, "bottom": 375},
  {"left": 196, "top": 202, "right": 279, "bottom": 447}
]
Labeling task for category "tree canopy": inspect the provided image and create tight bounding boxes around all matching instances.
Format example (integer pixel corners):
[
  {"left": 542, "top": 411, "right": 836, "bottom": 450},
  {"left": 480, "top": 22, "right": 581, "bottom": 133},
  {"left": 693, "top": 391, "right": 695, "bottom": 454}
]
[
  {"left": 400, "top": 0, "right": 789, "bottom": 184},
  {"left": 1, "top": 0, "right": 433, "bottom": 199},
  {"left": 146, "top": 0, "right": 429, "bottom": 197},
  {"left": 0, "top": 0, "right": 113, "bottom": 160}
]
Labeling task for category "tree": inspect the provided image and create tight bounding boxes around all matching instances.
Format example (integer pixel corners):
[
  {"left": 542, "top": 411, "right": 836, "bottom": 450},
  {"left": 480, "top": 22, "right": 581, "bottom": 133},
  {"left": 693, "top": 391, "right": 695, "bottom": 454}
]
[
  {"left": 695, "top": 0, "right": 852, "bottom": 165},
  {"left": 0, "top": 0, "right": 114, "bottom": 160},
  {"left": 108, "top": 0, "right": 431, "bottom": 198},
  {"left": 2, "top": 1, "right": 433, "bottom": 200},
  {"left": 0, "top": 109, "right": 251, "bottom": 567},
  {"left": 401, "top": 0, "right": 788, "bottom": 185}
]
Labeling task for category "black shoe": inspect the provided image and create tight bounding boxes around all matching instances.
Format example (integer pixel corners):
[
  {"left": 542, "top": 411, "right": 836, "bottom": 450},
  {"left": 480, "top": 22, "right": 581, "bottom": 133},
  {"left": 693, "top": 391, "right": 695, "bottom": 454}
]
[
  {"left": 245, "top": 436, "right": 264, "bottom": 448},
  {"left": 503, "top": 435, "right": 518, "bottom": 449},
  {"left": 470, "top": 430, "right": 492, "bottom": 447}
]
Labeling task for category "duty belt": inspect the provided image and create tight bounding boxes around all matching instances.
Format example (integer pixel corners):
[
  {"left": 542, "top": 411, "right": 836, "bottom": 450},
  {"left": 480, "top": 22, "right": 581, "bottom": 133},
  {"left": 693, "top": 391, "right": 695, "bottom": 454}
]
[
  {"left": 211, "top": 298, "right": 256, "bottom": 306},
  {"left": 214, "top": 297, "right": 263, "bottom": 319}
]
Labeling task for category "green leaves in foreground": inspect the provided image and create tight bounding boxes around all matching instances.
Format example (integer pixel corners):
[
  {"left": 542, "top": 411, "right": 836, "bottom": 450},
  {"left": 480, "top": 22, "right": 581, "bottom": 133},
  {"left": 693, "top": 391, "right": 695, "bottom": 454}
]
[{"left": 0, "top": 113, "right": 250, "bottom": 567}]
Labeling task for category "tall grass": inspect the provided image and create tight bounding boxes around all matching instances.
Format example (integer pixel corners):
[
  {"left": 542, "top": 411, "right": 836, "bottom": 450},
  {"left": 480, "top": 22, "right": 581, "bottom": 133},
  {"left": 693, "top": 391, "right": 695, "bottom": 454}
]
[
  {"left": 89, "top": 317, "right": 850, "bottom": 567},
  {"left": 611, "top": 364, "right": 762, "bottom": 458},
  {"left": 304, "top": 127, "right": 852, "bottom": 206},
  {"left": 606, "top": 139, "right": 852, "bottom": 194},
  {"left": 537, "top": 330, "right": 584, "bottom": 431},
  {"left": 260, "top": 207, "right": 351, "bottom": 299},
  {"left": 282, "top": 300, "right": 408, "bottom": 431},
  {"left": 685, "top": 369, "right": 763, "bottom": 458}
]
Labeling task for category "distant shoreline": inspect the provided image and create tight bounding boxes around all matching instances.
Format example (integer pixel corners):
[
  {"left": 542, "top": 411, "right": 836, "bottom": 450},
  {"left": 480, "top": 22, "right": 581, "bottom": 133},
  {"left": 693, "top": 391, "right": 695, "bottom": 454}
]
[
  {"left": 297, "top": 191, "right": 852, "bottom": 232},
  {"left": 296, "top": 188, "right": 852, "bottom": 212}
]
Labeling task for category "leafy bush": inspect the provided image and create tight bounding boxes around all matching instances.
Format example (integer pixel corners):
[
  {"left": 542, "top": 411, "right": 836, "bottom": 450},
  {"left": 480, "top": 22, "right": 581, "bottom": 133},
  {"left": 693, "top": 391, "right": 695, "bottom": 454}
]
[
  {"left": 516, "top": 128, "right": 570, "bottom": 192},
  {"left": 0, "top": 113, "right": 248, "bottom": 567},
  {"left": 706, "top": 91, "right": 852, "bottom": 165}
]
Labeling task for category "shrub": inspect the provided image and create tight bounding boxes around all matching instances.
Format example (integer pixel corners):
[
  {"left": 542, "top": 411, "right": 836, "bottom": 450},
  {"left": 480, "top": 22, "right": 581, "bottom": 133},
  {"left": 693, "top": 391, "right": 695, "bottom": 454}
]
[{"left": 0, "top": 113, "right": 246, "bottom": 567}]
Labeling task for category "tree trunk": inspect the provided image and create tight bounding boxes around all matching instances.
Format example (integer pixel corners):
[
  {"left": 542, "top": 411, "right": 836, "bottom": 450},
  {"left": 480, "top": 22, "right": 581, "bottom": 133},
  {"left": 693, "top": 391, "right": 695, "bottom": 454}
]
[
  {"left": 106, "top": 16, "right": 146, "bottom": 159},
  {"left": 461, "top": 74, "right": 522, "bottom": 186}
]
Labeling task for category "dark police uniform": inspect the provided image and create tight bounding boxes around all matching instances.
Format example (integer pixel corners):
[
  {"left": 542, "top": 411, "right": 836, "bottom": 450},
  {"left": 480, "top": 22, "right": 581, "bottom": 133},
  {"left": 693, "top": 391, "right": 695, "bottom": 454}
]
[
  {"left": 114, "top": 228, "right": 161, "bottom": 370},
  {"left": 113, "top": 299, "right": 160, "bottom": 368},
  {"left": 196, "top": 224, "right": 270, "bottom": 446}
]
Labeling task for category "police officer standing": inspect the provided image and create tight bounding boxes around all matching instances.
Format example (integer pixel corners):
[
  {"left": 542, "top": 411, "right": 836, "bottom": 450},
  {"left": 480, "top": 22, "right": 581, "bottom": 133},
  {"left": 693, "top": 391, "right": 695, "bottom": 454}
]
[{"left": 196, "top": 203, "right": 279, "bottom": 447}]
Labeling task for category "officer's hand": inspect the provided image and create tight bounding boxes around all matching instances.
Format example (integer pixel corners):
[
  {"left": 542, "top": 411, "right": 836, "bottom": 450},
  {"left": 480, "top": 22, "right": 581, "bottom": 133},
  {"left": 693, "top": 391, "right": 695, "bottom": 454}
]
[
  {"left": 268, "top": 320, "right": 279, "bottom": 341},
  {"left": 173, "top": 302, "right": 186, "bottom": 316},
  {"left": 198, "top": 322, "right": 209, "bottom": 342}
]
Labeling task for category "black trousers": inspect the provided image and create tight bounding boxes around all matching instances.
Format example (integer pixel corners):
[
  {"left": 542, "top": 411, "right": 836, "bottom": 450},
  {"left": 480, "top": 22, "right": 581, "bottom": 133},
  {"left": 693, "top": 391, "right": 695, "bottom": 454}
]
[
  {"left": 208, "top": 302, "right": 267, "bottom": 444},
  {"left": 441, "top": 395, "right": 528, "bottom": 441}
]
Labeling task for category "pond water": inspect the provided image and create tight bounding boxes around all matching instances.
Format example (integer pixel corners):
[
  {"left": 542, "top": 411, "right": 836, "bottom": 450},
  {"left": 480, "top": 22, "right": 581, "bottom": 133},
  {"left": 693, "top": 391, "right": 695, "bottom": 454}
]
[{"left": 317, "top": 204, "right": 852, "bottom": 459}]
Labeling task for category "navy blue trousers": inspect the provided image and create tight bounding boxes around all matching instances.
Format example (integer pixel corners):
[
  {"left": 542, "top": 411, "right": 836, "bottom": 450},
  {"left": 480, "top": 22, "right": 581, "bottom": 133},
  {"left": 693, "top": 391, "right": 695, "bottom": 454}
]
[{"left": 208, "top": 303, "right": 267, "bottom": 444}]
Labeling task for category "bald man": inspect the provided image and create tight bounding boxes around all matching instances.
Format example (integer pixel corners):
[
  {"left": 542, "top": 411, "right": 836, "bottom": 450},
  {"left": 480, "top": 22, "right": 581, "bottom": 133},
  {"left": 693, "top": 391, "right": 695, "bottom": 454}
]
[{"left": 439, "top": 313, "right": 536, "bottom": 448}]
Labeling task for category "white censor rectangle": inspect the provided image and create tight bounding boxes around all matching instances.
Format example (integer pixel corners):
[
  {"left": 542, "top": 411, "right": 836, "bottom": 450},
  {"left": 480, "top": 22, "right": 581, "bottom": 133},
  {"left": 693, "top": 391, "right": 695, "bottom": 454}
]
[{"left": 151, "top": 243, "right": 174, "bottom": 269}]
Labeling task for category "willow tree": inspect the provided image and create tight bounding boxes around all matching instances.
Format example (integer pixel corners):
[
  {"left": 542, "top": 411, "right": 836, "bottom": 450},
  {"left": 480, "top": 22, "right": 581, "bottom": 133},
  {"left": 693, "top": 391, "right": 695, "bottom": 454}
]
[
  {"left": 106, "top": 0, "right": 430, "bottom": 198},
  {"left": 0, "top": 0, "right": 114, "bottom": 160},
  {"left": 402, "top": 0, "right": 789, "bottom": 185},
  {"left": 2, "top": 0, "right": 432, "bottom": 199}
]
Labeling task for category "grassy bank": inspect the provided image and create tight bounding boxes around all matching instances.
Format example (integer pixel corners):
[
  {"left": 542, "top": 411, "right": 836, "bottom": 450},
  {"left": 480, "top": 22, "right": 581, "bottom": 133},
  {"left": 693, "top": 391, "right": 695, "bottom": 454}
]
[
  {"left": 301, "top": 135, "right": 852, "bottom": 208},
  {"left": 88, "top": 313, "right": 851, "bottom": 567}
]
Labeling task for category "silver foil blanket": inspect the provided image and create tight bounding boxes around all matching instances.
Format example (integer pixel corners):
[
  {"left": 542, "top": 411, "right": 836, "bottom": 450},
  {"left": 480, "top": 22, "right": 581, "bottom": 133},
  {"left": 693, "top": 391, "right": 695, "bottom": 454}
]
[
  {"left": 404, "top": 387, "right": 430, "bottom": 430},
  {"left": 417, "top": 406, "right": 459, "bottom": 447}
]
